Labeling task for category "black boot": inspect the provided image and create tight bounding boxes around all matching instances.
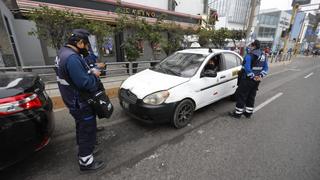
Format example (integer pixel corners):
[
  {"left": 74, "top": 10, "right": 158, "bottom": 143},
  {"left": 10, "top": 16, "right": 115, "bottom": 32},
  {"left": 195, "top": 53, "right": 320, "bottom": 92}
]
[
  {"left": 243, "top": 112, "right": 252, "bottom": 118},
  {"left": 228, "top": 111, "right": 242, "bottom": 119},
  {"left": 79, "top": 160, "right": 105, "bottom": 173}
]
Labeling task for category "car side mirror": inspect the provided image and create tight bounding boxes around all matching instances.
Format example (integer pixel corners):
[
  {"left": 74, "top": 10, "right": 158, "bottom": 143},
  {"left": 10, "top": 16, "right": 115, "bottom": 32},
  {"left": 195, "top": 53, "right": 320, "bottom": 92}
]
[{"left": 202, "top": 70, "right": 217, "bottom": 78}]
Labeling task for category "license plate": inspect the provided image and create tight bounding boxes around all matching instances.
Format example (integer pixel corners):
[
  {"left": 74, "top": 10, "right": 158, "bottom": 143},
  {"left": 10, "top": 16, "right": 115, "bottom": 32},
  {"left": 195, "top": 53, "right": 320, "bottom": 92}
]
[{"left": 122, "top": 101, "right": 129, "bottom": 109}]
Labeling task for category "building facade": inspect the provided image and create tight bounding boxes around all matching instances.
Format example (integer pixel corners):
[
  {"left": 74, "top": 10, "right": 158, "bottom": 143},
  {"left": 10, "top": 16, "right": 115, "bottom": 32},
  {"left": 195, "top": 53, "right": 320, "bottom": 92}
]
[
  {"left": 122, "top": 0, "right": 208, "bottom": 16},
  {"left": 210, "top": 0, "right": 260, "bottom": 30},
  {"left": 1, "top": 0, "right": 204, "bottom": 67},
  {"left": 299, "top": 13, "right": 320, "bottom": 51},
  {"left": 255, "top": 9, "right": 292, "bottom": 52}
]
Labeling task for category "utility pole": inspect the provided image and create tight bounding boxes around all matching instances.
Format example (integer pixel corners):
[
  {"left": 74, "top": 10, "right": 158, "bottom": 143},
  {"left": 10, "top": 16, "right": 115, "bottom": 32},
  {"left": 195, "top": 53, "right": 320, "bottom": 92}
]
[
  {"left": 282, "top": 3, "right": 300, "bottom": 60},
  {"left": 245, "top": 0, "right": 258, "bottom": 43}
]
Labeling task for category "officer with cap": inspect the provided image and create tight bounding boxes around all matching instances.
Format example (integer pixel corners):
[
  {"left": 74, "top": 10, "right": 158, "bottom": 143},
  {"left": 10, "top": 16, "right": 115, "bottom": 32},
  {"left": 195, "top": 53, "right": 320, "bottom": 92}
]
[
  {"left": 55, "top": 29, "right": 104, "bottom": 172},
  {"left": 229, "top": 39, "right": 268, "bottom": 119}
]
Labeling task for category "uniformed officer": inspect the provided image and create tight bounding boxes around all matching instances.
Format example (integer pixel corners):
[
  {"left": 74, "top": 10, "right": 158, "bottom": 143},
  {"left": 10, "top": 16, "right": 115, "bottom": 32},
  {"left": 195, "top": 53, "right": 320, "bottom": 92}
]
[
  {"left": 55, "top": 29, "right": 104, "bottom": 172},
  {"left": 229, "top": 40, "right": 268, "bottom": 118}
]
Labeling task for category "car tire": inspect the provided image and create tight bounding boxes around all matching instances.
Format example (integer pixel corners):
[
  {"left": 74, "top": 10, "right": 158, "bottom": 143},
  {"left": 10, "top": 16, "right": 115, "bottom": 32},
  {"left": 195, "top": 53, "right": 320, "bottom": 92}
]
[{"left": 172, "top": 99, "right": 195, "bottom": 129}]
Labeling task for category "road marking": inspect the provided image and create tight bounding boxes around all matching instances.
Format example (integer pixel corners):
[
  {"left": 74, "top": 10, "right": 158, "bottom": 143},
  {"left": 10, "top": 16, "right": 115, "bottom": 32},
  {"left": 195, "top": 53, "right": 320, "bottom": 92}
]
[
  {"left": 254, "top": 92, "right": 283, "bottom": 113},
  {"left": 304, "top": 72, "right": 314, "bottom": 79},
  {"left": 287, "top": 68, "right": 301, "bottom": 72}
]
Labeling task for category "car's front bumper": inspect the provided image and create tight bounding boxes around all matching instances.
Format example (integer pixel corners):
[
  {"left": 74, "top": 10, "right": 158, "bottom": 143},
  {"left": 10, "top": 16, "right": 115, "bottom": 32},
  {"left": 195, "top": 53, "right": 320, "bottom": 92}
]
[{"left": 119, "top": 89, "right": 178, "bottom": 123}]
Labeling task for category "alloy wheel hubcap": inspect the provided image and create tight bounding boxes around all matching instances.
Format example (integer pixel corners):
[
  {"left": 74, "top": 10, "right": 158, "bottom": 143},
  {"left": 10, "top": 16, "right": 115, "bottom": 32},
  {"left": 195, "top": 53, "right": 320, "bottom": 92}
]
[{"left": 177, "top": 104, "right": 192, "bottom": 124}]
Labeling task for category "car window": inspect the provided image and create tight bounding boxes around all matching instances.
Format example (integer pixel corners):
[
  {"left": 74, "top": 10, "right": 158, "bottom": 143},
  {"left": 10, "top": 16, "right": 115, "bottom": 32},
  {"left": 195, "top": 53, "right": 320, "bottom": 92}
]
[
  {"left": 236, "top": 56, "right": 242, "bottom": 66},
  {"left": 152, "top": 53, "right": 206, "bottom": 77},
  {"left": 224, "top": 53, "right": 238, "bottom": 69},
  {"left": 202, "top": 54, "right": 222, "bottom": 72}
]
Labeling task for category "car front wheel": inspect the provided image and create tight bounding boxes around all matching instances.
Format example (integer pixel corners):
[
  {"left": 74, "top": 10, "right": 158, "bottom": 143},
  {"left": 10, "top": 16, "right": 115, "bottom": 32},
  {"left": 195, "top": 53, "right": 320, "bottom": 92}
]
[{"left": 172, "top": 99, "right": 195, "bottom": 129}]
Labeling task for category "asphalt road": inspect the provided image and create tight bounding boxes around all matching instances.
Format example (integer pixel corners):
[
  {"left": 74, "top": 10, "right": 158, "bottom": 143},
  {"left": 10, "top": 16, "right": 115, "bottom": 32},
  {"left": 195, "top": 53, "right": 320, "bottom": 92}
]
[{"left": 1, "top": 56, "right": 320, "bottom": 180}]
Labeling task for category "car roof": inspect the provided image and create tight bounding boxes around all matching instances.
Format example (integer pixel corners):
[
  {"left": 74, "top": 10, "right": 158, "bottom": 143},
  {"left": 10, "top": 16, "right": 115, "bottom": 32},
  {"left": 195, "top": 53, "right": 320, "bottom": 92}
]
[{"left": 177, "top": 48, "right": 232, "bottom": 56}]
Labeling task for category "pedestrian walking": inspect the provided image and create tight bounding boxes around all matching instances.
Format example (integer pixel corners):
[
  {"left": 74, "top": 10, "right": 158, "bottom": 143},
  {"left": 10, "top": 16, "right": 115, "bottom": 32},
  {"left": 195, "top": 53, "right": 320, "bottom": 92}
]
[
  {"left": 55, "top": 29, "right": 105, "bottom": 172},
  {"left": 229, "top": 40, "right": 268, "bottom": 119}
]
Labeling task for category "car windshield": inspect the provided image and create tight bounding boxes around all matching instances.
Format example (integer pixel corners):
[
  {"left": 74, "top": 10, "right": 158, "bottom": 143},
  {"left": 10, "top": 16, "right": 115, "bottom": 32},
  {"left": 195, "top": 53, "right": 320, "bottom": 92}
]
[{"left": 152, "top": 53, "right": 206, "bottom": 77}]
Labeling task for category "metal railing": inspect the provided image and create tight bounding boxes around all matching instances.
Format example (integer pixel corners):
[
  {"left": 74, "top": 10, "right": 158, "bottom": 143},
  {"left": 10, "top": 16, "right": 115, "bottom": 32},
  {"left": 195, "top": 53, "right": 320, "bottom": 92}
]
[
  {"left": 268, "top": 53, "right": 293, "bottom": 63},
  {"left": 0, "top": 54, "right": 294, "bottom": 92},
  {"left": 0, "top": 61, "right": 161, "bottom": 91}
]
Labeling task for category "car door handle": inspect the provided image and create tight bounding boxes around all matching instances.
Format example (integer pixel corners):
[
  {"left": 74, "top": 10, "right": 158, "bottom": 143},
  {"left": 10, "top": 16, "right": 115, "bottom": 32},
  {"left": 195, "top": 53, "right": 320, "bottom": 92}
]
[{"left": 220, "top": 75, "right": 226, "bottom": 79}]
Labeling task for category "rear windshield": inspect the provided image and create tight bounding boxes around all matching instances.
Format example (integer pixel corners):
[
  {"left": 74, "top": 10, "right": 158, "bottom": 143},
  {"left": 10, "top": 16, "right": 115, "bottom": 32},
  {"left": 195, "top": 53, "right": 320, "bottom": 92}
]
[{"left": 0, "top": 73, "right": 35, "bottom": 89}]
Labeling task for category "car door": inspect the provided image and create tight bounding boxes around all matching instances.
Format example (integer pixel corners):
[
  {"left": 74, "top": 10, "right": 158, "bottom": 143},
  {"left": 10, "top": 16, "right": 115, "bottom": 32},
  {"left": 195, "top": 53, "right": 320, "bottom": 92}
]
[
  {"left": 191, "top": 54, "right": 222, "bottom": 108},
  {"left": 221, "top": 52, "right": 242, "bottom": 96}
]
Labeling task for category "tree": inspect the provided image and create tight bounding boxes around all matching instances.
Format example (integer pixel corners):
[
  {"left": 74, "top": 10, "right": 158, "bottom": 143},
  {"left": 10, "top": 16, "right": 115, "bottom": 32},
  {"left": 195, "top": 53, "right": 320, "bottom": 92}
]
[
  {"left": 28, "top": 6, "right": 113, "bottom": 55},
  {"left": 28, "top": 6, "right": 79, "bottom": 51},
  {"left": 161, "top": 23, "right": 185, "bottom": 56},
  {"left": 198, "top": 28, "right": 212, "bottom": 47},
  {"left": 228, "top": 29, "right": 246, "bottom": 48},
  {"left": 210, "top": 28, "right": 229, "bottom": 48},
  {"left": 122, "top": 36, "right": 141, "bottom": 61}
]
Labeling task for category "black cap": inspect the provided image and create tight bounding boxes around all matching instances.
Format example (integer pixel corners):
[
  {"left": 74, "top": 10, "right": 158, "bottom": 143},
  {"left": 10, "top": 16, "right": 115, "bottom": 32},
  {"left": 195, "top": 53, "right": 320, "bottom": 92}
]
[
  {"left": 69, "top": 29, "right": 90, "bottom": 44},
  {"left": 251, "top": 39, "right": 260, "bottom": 49}
]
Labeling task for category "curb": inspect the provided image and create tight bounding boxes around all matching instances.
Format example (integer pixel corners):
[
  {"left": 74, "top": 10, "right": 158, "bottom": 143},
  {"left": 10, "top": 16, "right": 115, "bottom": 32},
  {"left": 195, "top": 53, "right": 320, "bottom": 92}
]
[{"left": 51, "top": 87, "right": 119, "bottom": 109}]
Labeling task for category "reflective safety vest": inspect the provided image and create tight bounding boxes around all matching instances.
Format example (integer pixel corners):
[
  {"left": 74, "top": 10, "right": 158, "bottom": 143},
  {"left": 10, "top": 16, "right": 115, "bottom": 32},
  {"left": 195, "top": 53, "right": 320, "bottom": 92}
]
[{"left": 55, "top": 46, "right": 90, "bottom": 109}]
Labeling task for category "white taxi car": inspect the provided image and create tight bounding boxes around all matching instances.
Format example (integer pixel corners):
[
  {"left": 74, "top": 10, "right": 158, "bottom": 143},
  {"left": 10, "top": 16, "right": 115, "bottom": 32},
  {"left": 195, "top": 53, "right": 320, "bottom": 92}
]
[{"left": 119, "top": 48, "right": 242, "bottom": 128}]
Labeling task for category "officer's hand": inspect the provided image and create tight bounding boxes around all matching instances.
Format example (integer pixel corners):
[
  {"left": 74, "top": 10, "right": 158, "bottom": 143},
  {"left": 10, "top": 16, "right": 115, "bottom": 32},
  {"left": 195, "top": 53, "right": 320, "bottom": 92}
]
[
  {"left": 254, "top": 76, "right": 262, "bottom": 81},
  {"left": 96, "top": 63, "right": 106, "bottom": 69},
  {"left": 93, "top": 70, "right": 101, "bottom": 77},
  {"left": 91, "top": 68, "right": 101, "bottom": 77}
]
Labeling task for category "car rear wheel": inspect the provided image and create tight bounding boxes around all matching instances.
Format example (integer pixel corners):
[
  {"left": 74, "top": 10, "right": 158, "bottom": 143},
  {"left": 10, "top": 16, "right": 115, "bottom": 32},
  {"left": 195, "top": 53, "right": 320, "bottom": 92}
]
[{"left": 172, "top": 99, "right": 195, "bottom": 129}]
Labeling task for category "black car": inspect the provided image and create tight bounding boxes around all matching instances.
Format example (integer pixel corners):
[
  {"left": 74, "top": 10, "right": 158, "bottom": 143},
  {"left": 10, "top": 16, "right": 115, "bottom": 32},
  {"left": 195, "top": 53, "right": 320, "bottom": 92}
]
[{"left": 0, "top": 72, "right": 54, "bottom": 170}]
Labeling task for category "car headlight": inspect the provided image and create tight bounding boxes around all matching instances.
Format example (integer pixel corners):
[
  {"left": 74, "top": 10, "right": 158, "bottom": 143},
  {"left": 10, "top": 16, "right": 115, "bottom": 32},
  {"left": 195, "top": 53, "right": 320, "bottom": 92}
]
[{"left": 143, "top": 90, "right": 170, "bottom": 105}]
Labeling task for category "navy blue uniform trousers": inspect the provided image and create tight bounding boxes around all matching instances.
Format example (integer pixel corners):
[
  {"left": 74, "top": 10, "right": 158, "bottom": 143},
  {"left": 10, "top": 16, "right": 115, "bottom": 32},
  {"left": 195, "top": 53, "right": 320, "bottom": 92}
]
[
  {"left": 235, "top": 78, "right": 260, "bottom": 110},
  {"left": 69, "top": 103, "right": 96, "bottom": 157}
]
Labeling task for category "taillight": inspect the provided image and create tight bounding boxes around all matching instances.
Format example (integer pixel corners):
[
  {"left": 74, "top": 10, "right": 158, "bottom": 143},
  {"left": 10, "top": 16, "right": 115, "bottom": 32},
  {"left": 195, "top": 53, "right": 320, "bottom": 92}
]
[{"left": 0, "top": 93, "right": 42, "bottom": 116}]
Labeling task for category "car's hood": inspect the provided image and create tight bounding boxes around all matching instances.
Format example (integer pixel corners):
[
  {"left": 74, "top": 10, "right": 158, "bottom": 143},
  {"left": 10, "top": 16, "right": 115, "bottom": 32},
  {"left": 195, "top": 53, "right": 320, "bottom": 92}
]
[
  {"left": 0, "top": 72, "right": 39, "bottom": 99},
  {"left": 121, "top": 69, "right": 189, "bottom": 99}
]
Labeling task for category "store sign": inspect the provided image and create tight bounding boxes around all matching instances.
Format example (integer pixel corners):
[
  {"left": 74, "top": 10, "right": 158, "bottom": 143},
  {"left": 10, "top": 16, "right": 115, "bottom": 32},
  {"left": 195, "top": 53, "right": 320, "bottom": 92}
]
[
  {"left": 292, "top": 0, "right": 311, "bottom": 6},
  {"left": 119, "top": 7, "right": 156, "bottom": 18}
]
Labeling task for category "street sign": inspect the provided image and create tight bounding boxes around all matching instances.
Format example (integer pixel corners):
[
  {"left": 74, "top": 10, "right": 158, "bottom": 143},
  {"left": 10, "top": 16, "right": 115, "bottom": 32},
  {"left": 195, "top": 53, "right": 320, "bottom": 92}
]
[{"left": 292, "top": 0, "right": 311, "bottom": 6}]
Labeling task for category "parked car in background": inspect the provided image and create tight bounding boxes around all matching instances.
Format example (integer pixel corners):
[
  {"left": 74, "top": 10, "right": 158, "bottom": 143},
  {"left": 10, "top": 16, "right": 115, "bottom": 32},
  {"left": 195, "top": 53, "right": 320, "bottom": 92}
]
[
  {"left": 119, "top": 48, "right": 242, "bottom": 128},
  {"left": 0, "top": 72, "right": 54, "bottom": 170}
]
